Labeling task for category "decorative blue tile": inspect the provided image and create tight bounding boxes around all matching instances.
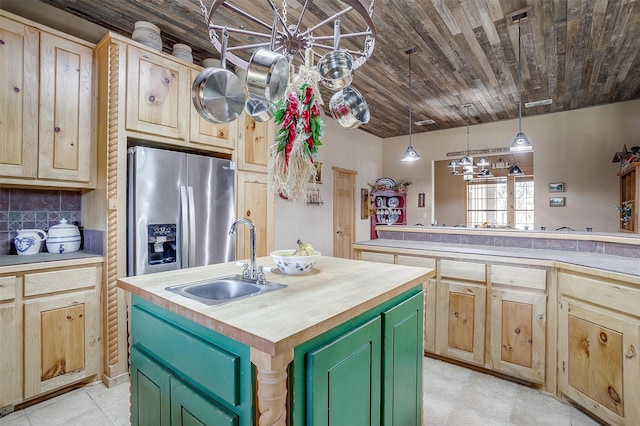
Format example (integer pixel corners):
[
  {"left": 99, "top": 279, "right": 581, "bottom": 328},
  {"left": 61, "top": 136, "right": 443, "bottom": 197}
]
[
  {"left": 495, "top": 237, "right": 533, "bottom": 248},
  {"left": 404, "top": 232, "right": 430, "bottom": 242},
  {"left": 0, "top": 212, "right": 7, "bottom": 221},
  {"left": 48, "top": 212, "right": 60, "bottom": 221},
  {"left": 9, "top": 221, "right": 21, "bottom": 231},
  {"left": 22, "top": 211, "right": 35, "bottom": 221},
  {"left": 461, "top": 234, "right": 494, "bottom": 246},
  {"left": 60, "top": 191, "right": 82, "bottom": 210},
  {"left": 431, "top": 233, "right": 461, "bottom": 244},
  {"left": 9, "top": 211, "right": 22, "bottom": 221},
  {"left": 0, "top": 188, "right": 9, "bottom": 210},
  {"left": 533, "top": 238, "right": 577, "bottom": 251},
  {"left": 0, "top": 232, "right": 10, "bottom": 255},
  {"left": 577, "top": 240, "right": 597, "bottom": 253},
  {"left": 36, "top": 211, "right": 48, "bottom": 221},
  {"left": 604, "top": 243, "right": 640, "bottom": 259}
]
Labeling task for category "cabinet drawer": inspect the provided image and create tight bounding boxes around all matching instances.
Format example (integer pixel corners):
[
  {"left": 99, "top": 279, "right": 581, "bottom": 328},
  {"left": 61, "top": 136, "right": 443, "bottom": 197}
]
[
  {"left": 24, "top": 266, "right": 97, "bottom": 296},
  {"left": 491, "top": 265, "right": 546, "bottom": 291},
  {"left": 359, "top": 251, "right": 395, "bottom": 264},
  {"left": 0, "top": 276, "right": 17, "bottom": 301},
  {"left": 440, "top": 259, "right": 486, "bottom": 283},
  {"left": 396, "top": 255, "right": 436, "bottom": 269},
  {"left": 131, "top": 305, "right": 242, "bottom": 406}
]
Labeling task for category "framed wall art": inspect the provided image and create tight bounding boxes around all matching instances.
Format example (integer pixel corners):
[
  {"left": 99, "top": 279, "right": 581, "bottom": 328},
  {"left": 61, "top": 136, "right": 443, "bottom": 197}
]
[
  {"left": 549, "top": 197, "right": 565, "bottom": 207},
  {"left": 549, "top": 182, "right": 565, "bottom": 192},
  {"left": 361, "top": 188, "right": 370, "bottom": 219}
]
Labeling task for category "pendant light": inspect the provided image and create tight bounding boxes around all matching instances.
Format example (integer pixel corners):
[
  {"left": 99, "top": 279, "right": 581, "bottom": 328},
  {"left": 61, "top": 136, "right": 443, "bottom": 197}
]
[
  {"left": 461, "top": 104, "right": 475, "bottom": 181},
  {"left": 510, "top": 15, "right": 533, "bottom": 152},
  {"left": 401, "top": 47, "right": 420, "bottom": 162}
]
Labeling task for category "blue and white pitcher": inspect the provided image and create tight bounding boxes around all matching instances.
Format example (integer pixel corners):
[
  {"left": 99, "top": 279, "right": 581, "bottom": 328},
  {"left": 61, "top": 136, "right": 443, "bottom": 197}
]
[{"left": 14, "top": 229, "right": 47, "bottom": 255}]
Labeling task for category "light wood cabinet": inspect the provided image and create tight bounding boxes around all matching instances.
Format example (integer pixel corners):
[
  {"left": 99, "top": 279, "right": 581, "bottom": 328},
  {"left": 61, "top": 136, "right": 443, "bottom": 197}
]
[
  {"left": 22, "top": 265, "right": 101, "bottom": 400},
  {"left": 0, "top": 276, "right": 21, "bottom": 411},
  {"left": 558, "top": 270, "right": 640, "bottom": 425},
  {"left": 236, "top": 112, "right": 271, "bottom": 172},
  {"left": 0, "top": 12, "right": 94, "bottom": 187},
  {"left": 0, "top": 16, "right": 38, "bottom": 179},
  {"left": 235, "top": 171, "right": 274, "bottom": 259},
  {"left": 189, "top": 68, "right": 235, "bottom": 151},
  {"left": 435, "top": 260, "right": 487, "bottom": 366},
  {"left": 126, "top": 44, "right": 189, "bottom": 141},
  {"left": 489, "top": 265, "right": 547, "bottom": 383}
]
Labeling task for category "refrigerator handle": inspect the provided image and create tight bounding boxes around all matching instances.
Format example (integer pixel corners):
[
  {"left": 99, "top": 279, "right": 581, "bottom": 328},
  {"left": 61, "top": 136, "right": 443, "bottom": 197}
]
[
  {"left": 180, "top": 186, "right": 189, "bottom": 268},
  {"left": 187, "top": 186, "right": 196, "bottom": 268}
]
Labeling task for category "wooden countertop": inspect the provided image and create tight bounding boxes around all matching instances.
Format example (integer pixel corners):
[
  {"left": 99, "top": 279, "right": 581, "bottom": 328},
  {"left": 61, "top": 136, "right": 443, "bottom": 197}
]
[{"left": 117, "top": 256, "right": 435, "bottom": 356}]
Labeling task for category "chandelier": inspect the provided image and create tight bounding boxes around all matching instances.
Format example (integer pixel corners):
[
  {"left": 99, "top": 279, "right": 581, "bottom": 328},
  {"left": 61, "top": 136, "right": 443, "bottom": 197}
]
[{"left": 448, "top": 104, "right": 490, "bottom": 182}]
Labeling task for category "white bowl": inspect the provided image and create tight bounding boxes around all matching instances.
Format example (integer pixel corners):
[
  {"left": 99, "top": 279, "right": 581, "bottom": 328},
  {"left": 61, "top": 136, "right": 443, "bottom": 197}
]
[{"left": 270, "top": 250, "right": 321, "bottom": 274}]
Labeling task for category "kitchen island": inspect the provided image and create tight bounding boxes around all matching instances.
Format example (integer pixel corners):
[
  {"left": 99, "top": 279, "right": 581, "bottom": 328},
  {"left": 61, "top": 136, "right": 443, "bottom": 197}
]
[{"left": 117, "top": 255, "right": 435, "bottom": 425}]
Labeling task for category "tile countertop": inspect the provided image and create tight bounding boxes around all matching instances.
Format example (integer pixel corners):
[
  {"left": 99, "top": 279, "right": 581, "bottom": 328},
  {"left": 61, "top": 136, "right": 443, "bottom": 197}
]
[
  {"left": 353, "top": 239, "right": 640, "bottom": 279},
  {"left": 117, "top": 255, "right": 435, "bottom": 356},
  {"left": 0, "top": 251, "right": 104, "bottom": 273}
]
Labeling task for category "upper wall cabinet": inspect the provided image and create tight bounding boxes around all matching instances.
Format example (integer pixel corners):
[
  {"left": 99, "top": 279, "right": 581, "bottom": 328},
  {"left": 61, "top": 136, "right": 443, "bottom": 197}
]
[
  {"left": 0, "top": 12, "right": 94, "bottom": 188},
  {"left": 117, "top": 36, "right": 235, "bottom": 154},
  {"left": 126, "top": 45, "right": 189, "bottom": 141}
]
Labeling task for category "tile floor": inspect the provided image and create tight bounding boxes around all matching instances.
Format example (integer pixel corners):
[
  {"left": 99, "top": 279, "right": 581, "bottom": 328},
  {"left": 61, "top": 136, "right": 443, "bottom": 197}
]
[{"left": 0, "top": 356, "right": 603, "bottom": 426}]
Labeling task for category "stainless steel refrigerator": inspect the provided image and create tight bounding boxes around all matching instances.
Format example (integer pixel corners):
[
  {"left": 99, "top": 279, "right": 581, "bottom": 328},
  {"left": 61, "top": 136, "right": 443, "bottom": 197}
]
[{"left": 127, "top": 146, "right": 236, "bottom": 276}]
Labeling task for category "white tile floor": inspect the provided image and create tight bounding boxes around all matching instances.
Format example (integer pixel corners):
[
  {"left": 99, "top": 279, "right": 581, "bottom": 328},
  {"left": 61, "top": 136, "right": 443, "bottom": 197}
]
[{"left": 0, "top": 356, "right": 604, "bottom": 425}]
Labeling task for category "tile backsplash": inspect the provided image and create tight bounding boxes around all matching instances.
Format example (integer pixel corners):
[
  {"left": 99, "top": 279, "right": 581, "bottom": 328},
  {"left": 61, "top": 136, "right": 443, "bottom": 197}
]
[{"left": 0, "top": 187, "right": 82, "bottom": 255}]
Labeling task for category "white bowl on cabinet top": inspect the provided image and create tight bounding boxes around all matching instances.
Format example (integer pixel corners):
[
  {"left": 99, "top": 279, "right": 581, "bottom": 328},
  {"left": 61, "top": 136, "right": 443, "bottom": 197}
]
[{"left": 46, "top": 219, "right": 81, "bottom": 254}]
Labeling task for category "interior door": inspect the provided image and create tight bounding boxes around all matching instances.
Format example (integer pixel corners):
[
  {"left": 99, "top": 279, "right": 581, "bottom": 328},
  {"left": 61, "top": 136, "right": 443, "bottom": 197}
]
[{"left": 333, "top": 167, "right": 356, "bottom": 258}]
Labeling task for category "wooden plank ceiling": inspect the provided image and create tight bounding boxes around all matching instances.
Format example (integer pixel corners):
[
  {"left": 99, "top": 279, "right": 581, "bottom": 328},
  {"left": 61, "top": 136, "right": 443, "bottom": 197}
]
[{"left": 37, "top": 0, "right": 640, "bottom": 139}]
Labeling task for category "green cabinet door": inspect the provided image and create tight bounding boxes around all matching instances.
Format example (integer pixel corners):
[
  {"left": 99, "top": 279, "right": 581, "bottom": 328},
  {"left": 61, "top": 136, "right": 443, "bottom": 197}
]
[
  {"left": 382, "top": 291, "right": 424, "bottom": 426},
  {"left": 130, "top": 346, "right": 171, "bottom": 426},
  {"left": 307, "top": 316, "right": 382, "bottom": 426},
  {"left": 170, "top": 376, "right": 239, "bottom": 426}
]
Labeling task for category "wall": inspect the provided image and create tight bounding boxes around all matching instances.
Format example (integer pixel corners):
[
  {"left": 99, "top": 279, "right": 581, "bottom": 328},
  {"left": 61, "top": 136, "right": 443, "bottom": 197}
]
[
  {"left": 274, "top": 118, "right": 383, "bottom": 255},
  {"left": 382, "top": 99, "right": 640, "bottom": 232}
]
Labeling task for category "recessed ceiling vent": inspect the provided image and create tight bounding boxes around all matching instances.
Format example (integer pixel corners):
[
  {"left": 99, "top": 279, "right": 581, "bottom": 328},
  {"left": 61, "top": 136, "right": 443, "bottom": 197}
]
[{"left": 415, "top": 119, "right": 436, "bottom": 126}]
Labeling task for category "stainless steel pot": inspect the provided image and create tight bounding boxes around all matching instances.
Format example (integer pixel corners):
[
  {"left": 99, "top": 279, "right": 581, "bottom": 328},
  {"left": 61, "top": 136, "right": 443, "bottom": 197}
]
[
  {"left": 192, "top": 29, "right": 246, "bottom": 123},
  {"left": 245, "top": 12, "right": 289, "bottom": 103},
  {"left": 317, "top": 20, "right": 354, "bottom": 91},
  {"left": 245, "top": 97, "right": 275, "bottom": 122},
  {"left": 329, "top": 86, "right": 370, "bottom": 129}
]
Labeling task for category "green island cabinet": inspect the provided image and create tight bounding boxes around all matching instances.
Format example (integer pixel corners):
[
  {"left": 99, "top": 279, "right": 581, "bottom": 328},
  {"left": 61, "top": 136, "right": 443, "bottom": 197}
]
[{"left": 129, "top": 286, "right": 424, "bottom": 426}]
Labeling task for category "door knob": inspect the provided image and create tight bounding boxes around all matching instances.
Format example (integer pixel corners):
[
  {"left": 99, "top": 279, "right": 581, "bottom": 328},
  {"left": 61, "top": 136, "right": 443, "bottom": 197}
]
[{"left": 336, "top": 230, "right": 343, "bottom": 234}]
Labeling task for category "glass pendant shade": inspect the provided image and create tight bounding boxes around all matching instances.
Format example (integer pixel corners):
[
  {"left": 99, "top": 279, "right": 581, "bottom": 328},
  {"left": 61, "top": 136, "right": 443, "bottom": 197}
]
[
  {"left": 477, "top": 157, "right": 490, "bottom": 168},
  {"left": 508, "top": 164, "right": 523, "bottom": 175},
  {"left": 510, "top": 132, "right": 533, "bottom": 152},
  {"left": 459, "top": 155, "right": 473, "bottom": 166},
  {"left": 477, "top": 168, "right": 493, "bottom": 178},
  {"left": 448, "top": 159, "right": 458, "bottom": 168},
  {"left": 401, "top": 145, "right": 420, "bottom": 162}
]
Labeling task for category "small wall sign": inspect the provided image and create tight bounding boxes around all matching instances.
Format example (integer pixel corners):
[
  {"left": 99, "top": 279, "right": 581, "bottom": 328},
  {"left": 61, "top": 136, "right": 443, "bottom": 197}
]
[{"left": 418, "top": 193, "right": 425, "bottom": 208}]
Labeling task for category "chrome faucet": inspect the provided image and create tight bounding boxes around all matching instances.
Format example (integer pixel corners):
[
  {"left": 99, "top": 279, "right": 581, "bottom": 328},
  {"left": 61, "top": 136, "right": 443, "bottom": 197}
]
[{"left": 229, "top": 218, "right": 264, "bottom": 283}]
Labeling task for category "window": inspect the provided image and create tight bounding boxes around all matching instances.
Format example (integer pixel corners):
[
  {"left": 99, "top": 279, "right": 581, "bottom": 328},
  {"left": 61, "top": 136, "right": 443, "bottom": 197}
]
[{"left": 467, "top": 176, "right": 534, "bottom": 229}]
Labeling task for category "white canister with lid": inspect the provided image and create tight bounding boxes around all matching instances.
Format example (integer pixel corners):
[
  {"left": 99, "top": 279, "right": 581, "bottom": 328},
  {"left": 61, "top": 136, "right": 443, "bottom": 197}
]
[
  {"left": 171, "top": 43, "right": 193, "bottom": 63},
  {"left": 46, "top": 219, "right": 81, "bottom": 254},
  {"left": 132, "top": 21, "right": 162, "bottom": 51}
]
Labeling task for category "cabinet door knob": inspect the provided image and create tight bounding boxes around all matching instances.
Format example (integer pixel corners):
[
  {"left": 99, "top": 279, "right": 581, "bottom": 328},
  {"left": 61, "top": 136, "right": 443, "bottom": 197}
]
[
  {"left": 54, "top": 126, "right": 61, "bottom": 133},
  {"left": 336, "top": 230, "right": 342, "bottom": 234},
  {"left": 246, "top": 210, "right": 251, "bottom": 217}
]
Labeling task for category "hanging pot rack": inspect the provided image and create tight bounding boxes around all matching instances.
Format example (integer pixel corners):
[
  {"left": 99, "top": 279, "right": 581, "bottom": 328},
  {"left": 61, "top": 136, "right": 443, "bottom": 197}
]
[{"left": 197, "top": 0, "right": 376, "bottom": 71}]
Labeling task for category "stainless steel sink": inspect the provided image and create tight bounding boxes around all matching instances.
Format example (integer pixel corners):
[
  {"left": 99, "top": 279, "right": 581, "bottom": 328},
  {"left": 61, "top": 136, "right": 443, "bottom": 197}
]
[{"left": 165, "top": 275, "right": 286, "bottom": 306}]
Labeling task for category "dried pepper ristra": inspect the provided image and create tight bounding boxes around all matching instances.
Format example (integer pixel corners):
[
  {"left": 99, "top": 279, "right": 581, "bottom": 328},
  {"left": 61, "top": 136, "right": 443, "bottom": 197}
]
[{"left": 270, "top": 83, "right": 324, "bottom": 201}]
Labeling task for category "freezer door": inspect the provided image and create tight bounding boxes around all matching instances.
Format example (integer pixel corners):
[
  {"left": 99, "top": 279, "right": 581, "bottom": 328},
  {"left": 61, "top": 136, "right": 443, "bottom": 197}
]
[
  {"left": 127, "top": 146, "right": 187, "bottom": 276},
  {"left": 186, "top": 154, "right": 236, "bottom": 266}
]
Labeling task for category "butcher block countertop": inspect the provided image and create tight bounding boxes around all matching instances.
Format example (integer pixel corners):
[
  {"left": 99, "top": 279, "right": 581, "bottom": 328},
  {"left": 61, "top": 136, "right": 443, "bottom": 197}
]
[{"left": 117, "top": 255, "right": 435, "bottom": 356}]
